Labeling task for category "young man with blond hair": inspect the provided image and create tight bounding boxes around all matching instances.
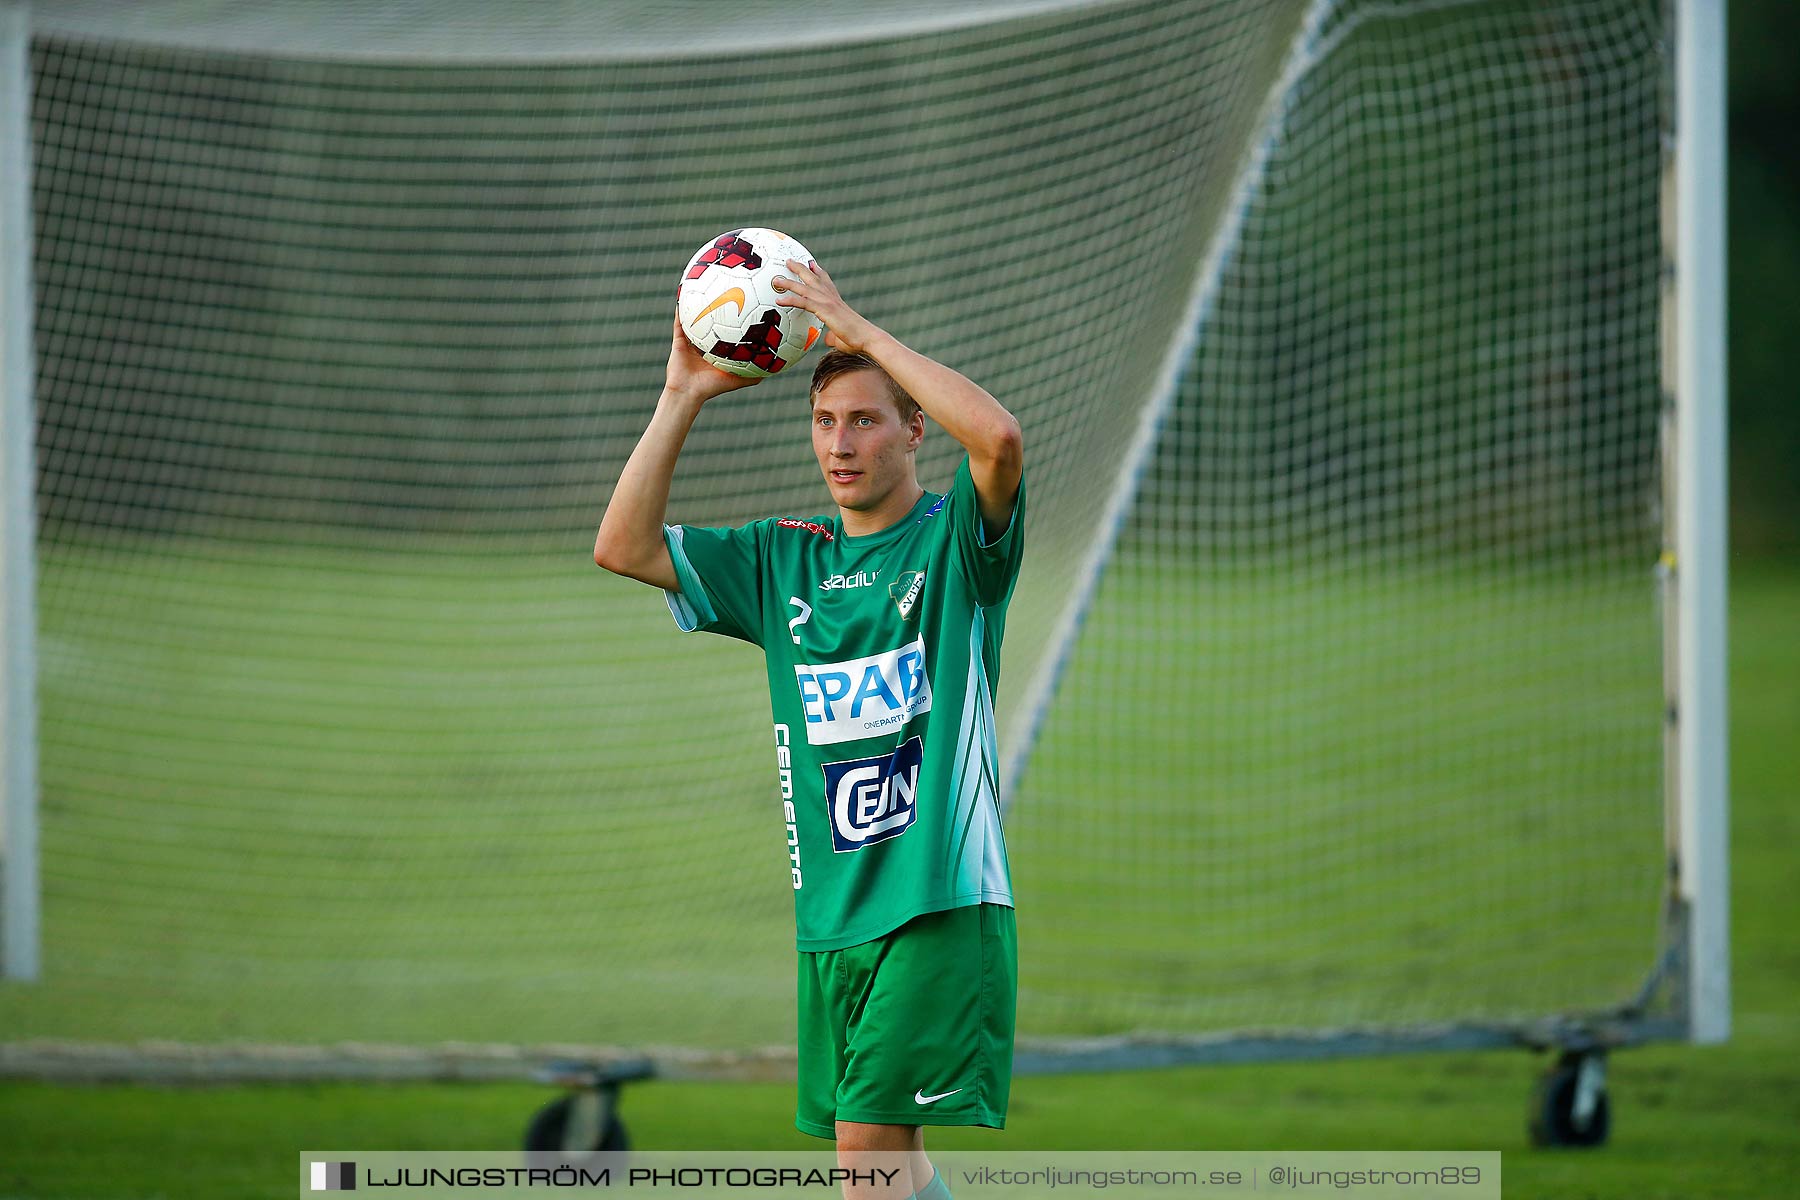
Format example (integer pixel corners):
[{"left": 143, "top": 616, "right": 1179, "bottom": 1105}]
[{"left": 595, "top": 259, "right": 1024, "bottom": 1200}]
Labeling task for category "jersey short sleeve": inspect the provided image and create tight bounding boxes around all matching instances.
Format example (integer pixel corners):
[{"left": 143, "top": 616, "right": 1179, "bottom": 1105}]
[
  {"left": 947, "top": 457, "right": 1025, "bottom": 608},
  {"left": 662, "top": 520, "right": 767, "bottom": 645}
]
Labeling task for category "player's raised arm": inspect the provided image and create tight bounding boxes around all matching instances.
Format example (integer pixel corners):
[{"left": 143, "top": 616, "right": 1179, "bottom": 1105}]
[
  {"left": 593, "top": 316, "right": 759, "bottom": 589},
  {"left": 773, "top": 260, "right": 1023, "bottom": 540}
]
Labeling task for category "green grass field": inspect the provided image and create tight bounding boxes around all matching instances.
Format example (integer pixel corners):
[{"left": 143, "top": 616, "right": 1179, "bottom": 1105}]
[
  {"left": 1, "top": 561, "right": 1794, "bottom": 1198},
  {"left": 2, "top": 535, "right": 1670, "bottom": 1046}
]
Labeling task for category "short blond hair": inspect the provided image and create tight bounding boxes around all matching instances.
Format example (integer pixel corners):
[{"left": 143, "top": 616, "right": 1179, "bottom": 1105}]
[{"left": 808, "top": 350, "right": 920, "bottom": 422}]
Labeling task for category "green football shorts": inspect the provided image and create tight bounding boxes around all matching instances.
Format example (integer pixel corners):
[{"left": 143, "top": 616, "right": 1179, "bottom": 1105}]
[{"left": 795, "top": 902, "right": 1016, "bottom": 1139}]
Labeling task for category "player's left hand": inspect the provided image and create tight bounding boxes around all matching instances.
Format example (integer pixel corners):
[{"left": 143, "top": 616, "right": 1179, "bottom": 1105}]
[{"left": 771, "top": 259, "right": 879, "bottom": 354}]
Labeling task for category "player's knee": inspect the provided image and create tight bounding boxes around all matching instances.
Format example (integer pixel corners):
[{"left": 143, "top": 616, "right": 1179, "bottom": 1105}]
[
  {"left": 835, "top": 1121, "right": 920, "bottom": 1198},
  {"left": 834, "top": 1120, "right": 920, "bottom": 1153}
]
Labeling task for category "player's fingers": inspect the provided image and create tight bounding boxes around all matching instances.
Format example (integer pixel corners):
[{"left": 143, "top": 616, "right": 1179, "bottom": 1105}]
[
  {"left": 788, "top": 258, "right": 829, "bottom": 289},
  {"left": 773, "top": 276, "right": 817, "bottom": 309}
]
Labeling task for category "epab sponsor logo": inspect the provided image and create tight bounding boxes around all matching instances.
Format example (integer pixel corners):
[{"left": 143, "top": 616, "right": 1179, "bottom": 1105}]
[
  {"left": 793, "top": 637, "right": 932, "bottom": 746},
  {"left": 823, "top": 736, "right": 923, "bottom": 851}
]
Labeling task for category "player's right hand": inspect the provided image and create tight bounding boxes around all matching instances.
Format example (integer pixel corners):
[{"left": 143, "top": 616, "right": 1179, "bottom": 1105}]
[{"left": 664, "top": 315, "right": 761, "bottom": 405}]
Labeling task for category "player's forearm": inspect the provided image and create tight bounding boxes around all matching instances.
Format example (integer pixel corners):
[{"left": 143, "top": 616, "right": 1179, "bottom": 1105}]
[
  {"left": 862, "top": 329, "right": 1022, "bottom": 471},
  {"left": 593, "top": 390, "right": 703, "bottom": 586}
]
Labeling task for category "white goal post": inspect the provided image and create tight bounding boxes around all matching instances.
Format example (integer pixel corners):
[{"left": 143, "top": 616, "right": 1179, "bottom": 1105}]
[
  {"left": 1667, "top": 0, "right": 1729, "bottom": 1046},
  {"left": 1, "top": 0, "right": 42, "bottom": 986}
]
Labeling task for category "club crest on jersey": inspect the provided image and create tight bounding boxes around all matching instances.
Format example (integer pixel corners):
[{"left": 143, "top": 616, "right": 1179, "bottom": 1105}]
[
  {"left": 794, "top": 637, "right": 932, "bottom": 746},
  {"left": 822, "top": 736, "right": 922, "bottom": 851},
  {"left": 889, "top": 570, "right": 926, "bottom": 621}
]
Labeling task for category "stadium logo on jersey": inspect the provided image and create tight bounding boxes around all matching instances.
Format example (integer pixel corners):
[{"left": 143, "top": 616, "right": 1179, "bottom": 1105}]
[
  {"left": 777, "top": 517, "right": 834, "bottom": 540},
  {"left": 822, "top": 736, "right": 922, "bottom": 851},
  {"left": 889, "top": 570, "right": 926, "bottom": 621},
  {"left": 794, "top": 637, "right": 932, "bottom": 746},
  {"left": 820, "top": 569, "right": 880, "bottom": 591}
]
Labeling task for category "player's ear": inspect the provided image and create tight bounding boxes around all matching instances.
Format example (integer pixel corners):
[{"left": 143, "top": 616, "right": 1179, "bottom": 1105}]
[{"left": 906, "top": 405, "right": 925, "bottom": 450}]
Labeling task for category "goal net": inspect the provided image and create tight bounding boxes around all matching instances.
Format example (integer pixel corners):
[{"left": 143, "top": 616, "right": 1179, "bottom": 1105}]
[{"left": 3, "top": 0, "right": 1672, "bottom": 1074}]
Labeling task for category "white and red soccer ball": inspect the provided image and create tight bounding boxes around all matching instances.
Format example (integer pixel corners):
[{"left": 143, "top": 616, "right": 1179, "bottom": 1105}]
[{"left": 677, "top": 227, "right": 826, "bottom": 378}]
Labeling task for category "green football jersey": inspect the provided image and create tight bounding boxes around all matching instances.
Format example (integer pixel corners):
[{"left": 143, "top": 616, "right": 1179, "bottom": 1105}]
[{"left": 661, "top": 458, "right": 1024, "bottom": 951}]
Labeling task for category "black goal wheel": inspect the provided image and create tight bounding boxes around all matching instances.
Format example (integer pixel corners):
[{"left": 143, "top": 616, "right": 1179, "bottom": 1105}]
[
  {"left": 524, "top": 1090, "right": 630, "bottom": 1159},
  {"left": 1528, "top": 1050, "right": 1611, "bottom": 1148}
]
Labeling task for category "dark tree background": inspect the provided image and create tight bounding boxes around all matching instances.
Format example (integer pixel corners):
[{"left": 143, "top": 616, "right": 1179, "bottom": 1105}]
[{"left": 1728, "top": 0, "right": 1800, "bottom": 557}]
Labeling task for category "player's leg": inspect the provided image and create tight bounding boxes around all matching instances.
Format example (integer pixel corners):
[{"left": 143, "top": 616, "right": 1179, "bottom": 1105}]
[
  {"left": 799, "top": 938, "right": 958, "bottom": 1198},
  {"left": 834, "top": 903, "right": 1018, "bottom": 1199},
  {"left": 834, "top": 1122, "right": 951, "bottom": 1200},
  {"left": 834, "top": 1120, "right": 920, "bottom": 1199},
  {"left": 908, "top": 1136, "right": 950, "bottom": 1200}
]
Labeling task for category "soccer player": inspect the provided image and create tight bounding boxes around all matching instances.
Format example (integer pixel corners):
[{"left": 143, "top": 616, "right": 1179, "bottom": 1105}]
[{"left": 594, "top": 258, "right": 1024, "bottom": 1200}]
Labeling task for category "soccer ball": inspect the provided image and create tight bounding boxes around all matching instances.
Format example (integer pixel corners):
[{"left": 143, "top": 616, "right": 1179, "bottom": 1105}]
[{"left": 677, "top": 228, "right": 826, "bottom": 378}]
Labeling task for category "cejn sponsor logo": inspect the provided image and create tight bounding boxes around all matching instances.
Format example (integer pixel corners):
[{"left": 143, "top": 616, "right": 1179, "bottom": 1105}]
[
  {"left": 777, "top": 517, "right": 834, "bottom": 540},
  {"left": 823, "top": 735, "right": 922, "bottom": 852},
  {"left": 773, "top": 724, "right": 802, "bottom": 889},
  {"left": 794, "top": 637, "right": 932, "bottom": 746},
  {"left": 820, "top": 568, "right": 880, "bottom": 591}
]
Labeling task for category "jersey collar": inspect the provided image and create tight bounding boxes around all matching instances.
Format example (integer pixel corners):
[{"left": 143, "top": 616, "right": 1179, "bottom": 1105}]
[{"left": 836, "top": 488, "right": 938, "bottom": 546}]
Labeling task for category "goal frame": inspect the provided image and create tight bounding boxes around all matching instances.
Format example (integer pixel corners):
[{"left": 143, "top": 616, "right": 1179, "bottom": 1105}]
[
  {"left": 0, "top": 0, "right": 1730, "bottom": 1078},
  {"left": 1, "top": 0, "right": 42, "bottom": 987}
]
